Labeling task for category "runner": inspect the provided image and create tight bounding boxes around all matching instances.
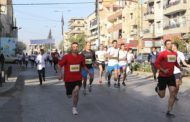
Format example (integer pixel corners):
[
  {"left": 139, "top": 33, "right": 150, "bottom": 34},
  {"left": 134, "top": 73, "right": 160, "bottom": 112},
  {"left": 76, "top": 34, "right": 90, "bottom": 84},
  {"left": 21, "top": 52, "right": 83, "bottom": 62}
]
[
  {"left": 127, "top": 48, "right": 135, "bottom": 74},
  {"left": 172, "top": 42, "right": 190, "bottom": 100},
  {"left": 118, "top": 44, "right": 127, "bottom": 86},
  {"left": 155, "top": 40, "right": 181, "bottom": 118},
  {"left": 81, "top": 42, "right": 96, "bottom": 95},
  {"left": 58, "top": 42, "right": 93, "bottom": 115},
  {"left": 95, "top": 44, "right": 107, "bottom": 84},
  {"left": 36, "top": 49, "right": 46, "bottom": 85},
  {"left": 24, "top": 53, "right": 29, "bottom": 68},
  {"left": 52, "top": 49, "right": 59, "bottom": 73},
  {"left": 148, "top": 47, "right": 159, "bottom": 81},
  {"left": 107, "top": 40, "right": 120, "bottom": 87}
]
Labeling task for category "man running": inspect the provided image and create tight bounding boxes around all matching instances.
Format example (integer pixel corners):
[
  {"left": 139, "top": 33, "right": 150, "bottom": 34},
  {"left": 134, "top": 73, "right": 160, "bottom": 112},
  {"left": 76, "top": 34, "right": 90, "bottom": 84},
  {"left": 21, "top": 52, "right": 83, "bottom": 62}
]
[
  {"left": 95, "top": 44, "right": 107, "bottom": 84},
  {"left": 118, "top": 44, "right": 127, "bottom": 86},
  {"left": 52, "top": 49, "right": 59, "bottom": 73},
  {"left": 58, "top": 42, "right": 93, "bottom": 115},
  {"left": 172, "top": 43, "right": 190, "bottom": 100},
  {"left": 107, "top": 40, "right": 120, "bottom": 87},
  {"left": 155, "top": 40, "right": 180, "bottom": 118},
  {"left": 148, "top": 47, "right": 159, "bottom": 81},
  {"left": 81, "top": 42, "right": 96, "bottom": 95},
  {"left": 36, "top": 49, "right": 46, "bottom": 85}
]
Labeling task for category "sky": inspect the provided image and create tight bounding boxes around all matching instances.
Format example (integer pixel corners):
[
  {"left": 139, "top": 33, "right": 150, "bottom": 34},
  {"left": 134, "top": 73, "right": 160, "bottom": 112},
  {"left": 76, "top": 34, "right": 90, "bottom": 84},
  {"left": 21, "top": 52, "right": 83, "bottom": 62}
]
[{"left": 13, "top": 0, "right": 95, "bottom": 46}]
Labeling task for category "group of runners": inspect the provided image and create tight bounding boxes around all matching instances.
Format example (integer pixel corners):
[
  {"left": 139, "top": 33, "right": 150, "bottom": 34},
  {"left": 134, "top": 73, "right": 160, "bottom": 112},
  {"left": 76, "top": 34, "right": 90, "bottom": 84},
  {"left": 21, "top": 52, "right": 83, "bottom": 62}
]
[{"left": 36, "top": 39, "right": 190, "bottom": 117}]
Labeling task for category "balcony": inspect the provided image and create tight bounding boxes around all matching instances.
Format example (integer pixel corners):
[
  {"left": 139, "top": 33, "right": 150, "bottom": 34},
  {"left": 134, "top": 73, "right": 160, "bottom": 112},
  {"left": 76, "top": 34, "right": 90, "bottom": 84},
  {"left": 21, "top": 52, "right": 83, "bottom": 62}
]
[
  {"left": 88, "top": 33, "right": 98, "bottom": 41},
  {"left": 144, "top": 11, "right": 154, "bottom": 21},
  {"left": 108, "top": 10, "right": 122, "bottom": 22},
  {"left": 163, "top": 22, "right": 187, "bottom": 34},
  {"left": 164, "top": 0, "right": 187, "bottom": 15},
  {"left": 130, "top": 30, "right": 138, "bottom": 36},
  {"left": 108, "top": 23, "right": 122, "bottom": 33},
  {"left": 143, "top": 29, "right": 154, "bottom": 38}
]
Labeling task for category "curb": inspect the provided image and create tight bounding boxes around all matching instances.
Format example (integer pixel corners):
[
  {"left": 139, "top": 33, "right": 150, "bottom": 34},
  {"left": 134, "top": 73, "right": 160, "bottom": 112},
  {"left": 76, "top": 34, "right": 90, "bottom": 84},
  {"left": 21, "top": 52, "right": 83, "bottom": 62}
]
[{"left": 0, "top": 74, "right": 25, "bottom": 96}]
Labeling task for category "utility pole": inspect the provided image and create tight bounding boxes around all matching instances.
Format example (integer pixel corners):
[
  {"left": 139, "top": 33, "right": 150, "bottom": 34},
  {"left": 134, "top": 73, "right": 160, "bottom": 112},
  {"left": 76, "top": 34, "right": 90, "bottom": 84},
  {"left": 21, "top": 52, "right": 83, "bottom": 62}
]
[{"left": 96, "top": 0, "right": 101, "bottom": 50}]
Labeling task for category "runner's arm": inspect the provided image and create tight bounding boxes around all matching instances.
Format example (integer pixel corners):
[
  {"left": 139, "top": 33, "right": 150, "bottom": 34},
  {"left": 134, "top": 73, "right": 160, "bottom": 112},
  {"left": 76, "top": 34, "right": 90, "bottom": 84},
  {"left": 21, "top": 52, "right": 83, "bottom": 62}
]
[{"left": 58, "top": 56, "right": 66, "bottom": 80}]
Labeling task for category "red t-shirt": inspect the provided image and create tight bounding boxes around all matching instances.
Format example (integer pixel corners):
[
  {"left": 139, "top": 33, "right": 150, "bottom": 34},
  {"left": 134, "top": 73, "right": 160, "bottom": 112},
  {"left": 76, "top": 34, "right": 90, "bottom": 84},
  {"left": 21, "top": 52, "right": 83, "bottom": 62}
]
[
  {"left": 155, "top": 50, "right": 179, "bottom": 77},
  {"left": 59, "top": 53, "right": 85, "bottom": 82}
]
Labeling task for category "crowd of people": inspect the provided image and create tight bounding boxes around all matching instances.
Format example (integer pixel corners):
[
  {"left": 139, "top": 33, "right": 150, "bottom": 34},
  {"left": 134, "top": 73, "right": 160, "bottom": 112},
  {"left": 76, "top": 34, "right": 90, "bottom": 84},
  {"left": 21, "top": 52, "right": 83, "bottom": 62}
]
[{"left": 16, "top": 39, "right": 190, "bottom": 117}]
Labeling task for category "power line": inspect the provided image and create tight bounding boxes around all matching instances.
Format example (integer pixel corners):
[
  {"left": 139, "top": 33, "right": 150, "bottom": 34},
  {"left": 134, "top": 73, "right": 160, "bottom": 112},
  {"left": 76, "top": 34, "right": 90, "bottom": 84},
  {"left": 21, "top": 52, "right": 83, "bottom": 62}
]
[{"left": 9, "top": 2, "right": 95, "bottom": 6}]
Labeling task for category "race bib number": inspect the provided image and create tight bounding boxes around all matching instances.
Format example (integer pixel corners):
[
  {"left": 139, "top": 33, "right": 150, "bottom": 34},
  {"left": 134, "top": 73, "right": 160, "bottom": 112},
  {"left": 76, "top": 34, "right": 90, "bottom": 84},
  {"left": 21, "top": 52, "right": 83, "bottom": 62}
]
[
  {"left": 85, "top": 59, "right": 92, "bottom": 64},
  {"left": 167, "top": 55, "right": 176, "bottom": 62},
  {"left": 70, "top": 65, "right": 80, "bottom": 72}
]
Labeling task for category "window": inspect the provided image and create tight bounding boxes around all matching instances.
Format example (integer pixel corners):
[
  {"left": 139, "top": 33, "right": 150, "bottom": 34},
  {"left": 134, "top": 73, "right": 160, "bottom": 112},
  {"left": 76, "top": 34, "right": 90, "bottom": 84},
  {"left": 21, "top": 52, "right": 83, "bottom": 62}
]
[
  {"left": 130, "top": 13, "right": 133, "bottom": 19},
  {"left": 157, "top": 1, "right": 161, "bottom": 9},
  {"left": 77, "top": 28, "right": 81, "bottom": 31},
  {"left": 77, "top": 21, "right": 80, "bottom": 24},
  {"left": 157, "top": 21, "right": 161, "bottom": 29}
]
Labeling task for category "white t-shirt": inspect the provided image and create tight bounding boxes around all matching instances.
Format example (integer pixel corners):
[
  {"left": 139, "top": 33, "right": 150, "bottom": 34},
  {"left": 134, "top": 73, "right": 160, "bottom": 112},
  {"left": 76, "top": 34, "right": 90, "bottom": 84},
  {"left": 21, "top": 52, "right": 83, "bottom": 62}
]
[
  {"left": 36, "top": 54, "right": 46, "bottom": 70},
  {"left": 174, "top": 51, "right": 185, "bottom": 74},
  {"left": 127, "top": 53, "right": 134, "bottom": 64},
  {"left": 119, "top": 50, "right": 127, "bottom": 66},
  {"left": 107, "top": 47, "right": 119, "bottom": 66},
  {"left": 95, "top": 50, "right": 106, "bottom": 62}
]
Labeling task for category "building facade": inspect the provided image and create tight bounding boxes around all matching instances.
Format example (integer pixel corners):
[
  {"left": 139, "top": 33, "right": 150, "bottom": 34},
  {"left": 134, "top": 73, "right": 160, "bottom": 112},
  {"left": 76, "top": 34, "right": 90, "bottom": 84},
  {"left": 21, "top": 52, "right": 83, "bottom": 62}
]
[{"left": 68, "top": 18, "right": 85, "bottom": 38}]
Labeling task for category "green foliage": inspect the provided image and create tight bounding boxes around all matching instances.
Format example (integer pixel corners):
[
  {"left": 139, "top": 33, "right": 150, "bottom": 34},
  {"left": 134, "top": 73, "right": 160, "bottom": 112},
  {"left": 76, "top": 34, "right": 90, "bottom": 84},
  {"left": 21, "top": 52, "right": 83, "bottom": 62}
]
[
  {"left": 69, "top": 33, "right": 86, "bottom": 52},
  {"left": 44, "top": 44, "right": 55, "bottom": 53},
  {"left": 16, "top": 41, "right": 26, "bottom": 54},
  {"left": 173, "top": 36, "right": 186, "bottom": 52},
  {"left": 133, "top": 63, "right": 152, "bottom": 72},
  {"left": 58, "top": 40, "right": 64, "bottom": 51}
]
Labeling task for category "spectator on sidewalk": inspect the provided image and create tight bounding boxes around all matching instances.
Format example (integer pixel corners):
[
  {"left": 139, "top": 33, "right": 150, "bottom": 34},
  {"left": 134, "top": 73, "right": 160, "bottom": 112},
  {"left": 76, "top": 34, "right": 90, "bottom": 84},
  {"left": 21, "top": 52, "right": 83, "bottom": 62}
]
[{"left": 148, "top": 47, "right": 159, "bottom": 81}]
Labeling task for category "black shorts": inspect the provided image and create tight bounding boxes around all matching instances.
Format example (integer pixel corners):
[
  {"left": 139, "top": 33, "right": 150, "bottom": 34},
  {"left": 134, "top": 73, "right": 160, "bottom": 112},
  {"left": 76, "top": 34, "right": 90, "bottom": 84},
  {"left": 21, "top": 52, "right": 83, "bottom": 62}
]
[
  {"left": 97, "top": 61, "right": 105, "bottom": 70},
  {"left": 158, "top": 75, "right": 176, "bottom": 90},
  {"left": 65, "top": 81, "right": 82, "bottom": 96}
]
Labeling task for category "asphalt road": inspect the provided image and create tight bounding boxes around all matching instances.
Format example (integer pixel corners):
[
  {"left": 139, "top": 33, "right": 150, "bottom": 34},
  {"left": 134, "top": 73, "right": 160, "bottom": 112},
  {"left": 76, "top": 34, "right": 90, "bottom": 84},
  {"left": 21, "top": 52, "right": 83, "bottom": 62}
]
[{"left": 0, "top": 64, "right": 190, "bottom": 122}]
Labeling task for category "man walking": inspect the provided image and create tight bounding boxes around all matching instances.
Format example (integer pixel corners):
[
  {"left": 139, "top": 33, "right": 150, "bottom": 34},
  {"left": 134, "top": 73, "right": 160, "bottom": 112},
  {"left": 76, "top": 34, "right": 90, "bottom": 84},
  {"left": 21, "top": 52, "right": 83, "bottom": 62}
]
[
  {"left": 58, "top": 42, "right": 93, "bottom": 115},
  {"left": 155, "top": 40, "right": 180, "bottom": 118},
  {"left": 36, "top": 49, "right": 46, "bottom": 85},
  {"left": 148, "top": 47, "right": 159, "bottom": 81}
]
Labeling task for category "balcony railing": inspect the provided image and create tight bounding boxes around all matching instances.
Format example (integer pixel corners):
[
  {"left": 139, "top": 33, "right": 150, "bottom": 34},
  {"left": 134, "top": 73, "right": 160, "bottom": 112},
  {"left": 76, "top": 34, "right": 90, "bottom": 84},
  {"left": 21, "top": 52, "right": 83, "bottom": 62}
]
[
  {"left": 164, "top": 0, "right": 186, "bottom": 9},
  {"left": 164, "top": 22, "right": 185, "bottom": 30}
]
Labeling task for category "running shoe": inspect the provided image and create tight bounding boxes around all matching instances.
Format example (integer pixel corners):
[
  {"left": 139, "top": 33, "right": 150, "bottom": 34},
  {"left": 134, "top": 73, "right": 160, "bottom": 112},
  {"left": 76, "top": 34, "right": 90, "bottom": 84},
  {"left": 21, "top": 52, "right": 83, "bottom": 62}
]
[
  {"left": 72, "top": 107, "right": 78, "bottom": 115},
  {"left": 166, "top": 111, "right": 175, "bottom": 118},
  {"left": 117, "top": 82, "right": 120, "bottom": 88},
  {"left": 122, "top": 82, "right": 126, "bottom": 86},
  {"left": 88, "top": 85, "right": 92, "bottom": 92},
  {"left": 107, "top": 81, "right": 111, "bottom": 87},
  {"left": 83, "top": 89, "right": 87, "bottom": 96}
]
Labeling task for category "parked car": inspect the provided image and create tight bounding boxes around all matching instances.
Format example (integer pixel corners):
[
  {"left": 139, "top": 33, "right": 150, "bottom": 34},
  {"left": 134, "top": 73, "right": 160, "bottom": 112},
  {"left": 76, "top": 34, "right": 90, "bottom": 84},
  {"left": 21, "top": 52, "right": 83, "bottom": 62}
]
[
  {"left": 4, "top": 55, "right": 17, "bottom": 63},
  {"left": 135, "top": 53, "right": 149, "bottom": 63}
]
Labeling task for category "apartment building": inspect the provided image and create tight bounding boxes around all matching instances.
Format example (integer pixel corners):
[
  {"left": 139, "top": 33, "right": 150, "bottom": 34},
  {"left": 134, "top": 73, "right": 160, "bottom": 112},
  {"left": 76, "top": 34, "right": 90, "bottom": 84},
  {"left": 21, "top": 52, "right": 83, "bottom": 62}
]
[
  {"left": 0, "top": 0, "right": 17, "bottom": 38},
  {"left": 99, "top": 0, "right": 140, "bottom": 50},
  {"left": 85, "top": 12, "right": 98, "bottom": 49},
  {"left": 143, "top": 0, "right": 190, "bottom": 53},
  {"left": 68, "top": 18, "right": 85, "bottom": 38},
  {"left": 163, "top": 0, "right": 190, "bottom": 41}
]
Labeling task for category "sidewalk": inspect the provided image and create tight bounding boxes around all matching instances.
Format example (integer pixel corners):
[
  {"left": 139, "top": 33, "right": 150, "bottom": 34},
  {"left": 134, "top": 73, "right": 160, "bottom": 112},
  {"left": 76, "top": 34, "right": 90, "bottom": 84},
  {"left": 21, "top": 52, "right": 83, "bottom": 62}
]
[{"left": 0, "top": 64, "right": 24, "bottom": 95}]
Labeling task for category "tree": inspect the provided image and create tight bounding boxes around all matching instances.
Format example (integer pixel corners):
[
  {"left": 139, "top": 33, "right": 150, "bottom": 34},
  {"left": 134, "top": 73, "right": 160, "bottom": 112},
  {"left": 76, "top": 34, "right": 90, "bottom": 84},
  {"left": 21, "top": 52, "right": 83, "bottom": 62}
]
[
  {"left": 69, "top": 33, "right": 86, "bottom": 52},
  {"left": 173, "top": 36, "right": 186, "bottom": 52},
  {"left": 16, "top": 41, "right": 26, "bottom": 54},
  {"left": 58, "top": 40, "right": 64, "bottom": 51}
]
